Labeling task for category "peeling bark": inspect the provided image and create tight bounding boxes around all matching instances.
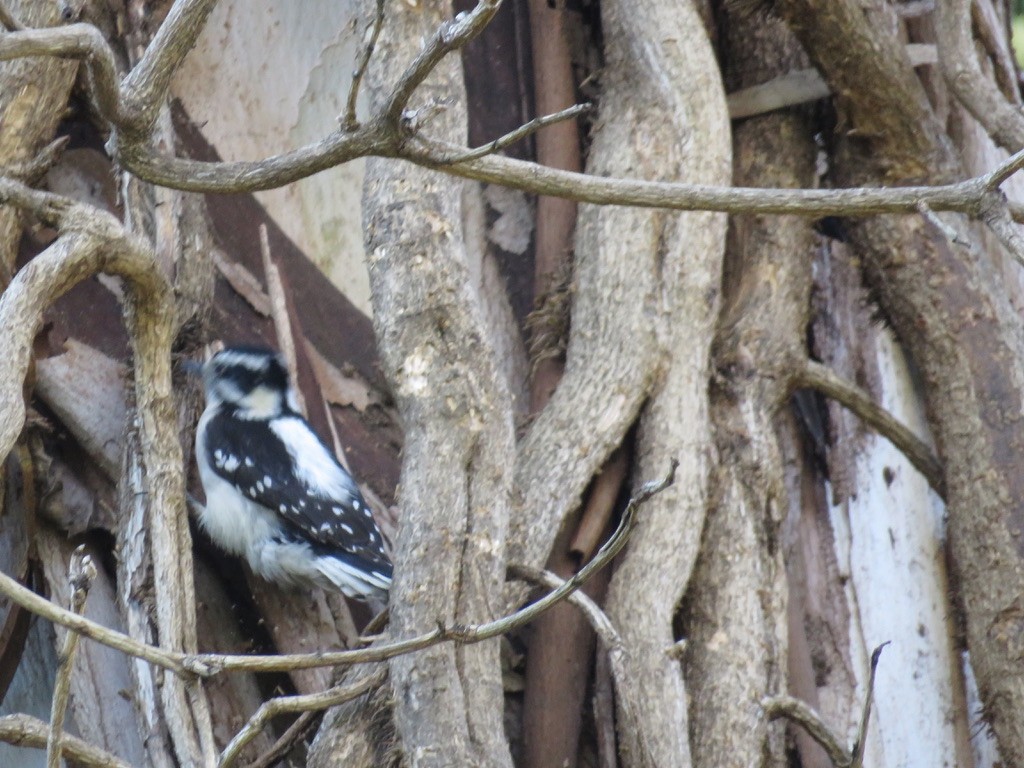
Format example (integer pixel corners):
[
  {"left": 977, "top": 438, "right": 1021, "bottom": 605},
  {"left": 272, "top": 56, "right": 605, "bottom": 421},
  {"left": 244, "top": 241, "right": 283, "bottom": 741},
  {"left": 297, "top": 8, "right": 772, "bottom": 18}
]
[{"left": 775, "top": 0, "right": 1024, "bottom": 761}]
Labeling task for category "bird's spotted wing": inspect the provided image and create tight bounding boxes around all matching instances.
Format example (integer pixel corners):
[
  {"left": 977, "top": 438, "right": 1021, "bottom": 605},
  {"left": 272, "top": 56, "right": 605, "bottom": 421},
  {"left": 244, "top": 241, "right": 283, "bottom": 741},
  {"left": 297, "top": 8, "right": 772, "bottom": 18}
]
[{"left": 201, "top": 411, "right": 390, "bottom": 573}]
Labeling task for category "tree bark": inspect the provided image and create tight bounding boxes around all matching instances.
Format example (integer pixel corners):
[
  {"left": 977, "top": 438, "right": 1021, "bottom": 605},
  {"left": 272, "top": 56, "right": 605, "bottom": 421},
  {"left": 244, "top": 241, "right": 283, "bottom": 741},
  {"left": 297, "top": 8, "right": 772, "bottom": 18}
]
[
  {"left": 775, "top": 0, "right": 1024, "bottom": 762},
  {"left": 0, "top": 1, "right": 78, "bottom": 283},
  {"left": 598, "top": 2, "right": 731, "bottom": 768},
  {"left": 679, "top": 7, "right": 817, "bottom": 767},
  {"left": 345, "top": 2, "right": 515, "bottom": 766}
]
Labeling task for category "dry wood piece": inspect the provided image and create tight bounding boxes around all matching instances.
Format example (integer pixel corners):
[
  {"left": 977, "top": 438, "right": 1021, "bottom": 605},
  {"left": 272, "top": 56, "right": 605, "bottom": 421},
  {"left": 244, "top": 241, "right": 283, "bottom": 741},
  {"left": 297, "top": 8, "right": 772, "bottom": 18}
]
[
  {"left": 46, "top": 545, "right": 95, "bottom": 768},
  {"left": 0, "top": 713, "right": 132, "bottom": 768}
]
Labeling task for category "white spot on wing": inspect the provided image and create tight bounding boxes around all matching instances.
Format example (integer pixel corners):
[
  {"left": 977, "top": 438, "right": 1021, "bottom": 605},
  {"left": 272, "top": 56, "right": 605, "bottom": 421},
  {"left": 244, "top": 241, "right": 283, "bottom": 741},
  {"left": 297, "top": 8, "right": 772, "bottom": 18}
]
[
  {"left": 263, "top": 475, "right": 273, "bottom": 488},
  {"left": 245, "top": 457, "right": 255, "bottom": 467},
  {"left": 222, "top": 455, "right": 240, "bottom": 472},
  {"left": 341, "top": 523, "right": 354, "bottom": 535}
]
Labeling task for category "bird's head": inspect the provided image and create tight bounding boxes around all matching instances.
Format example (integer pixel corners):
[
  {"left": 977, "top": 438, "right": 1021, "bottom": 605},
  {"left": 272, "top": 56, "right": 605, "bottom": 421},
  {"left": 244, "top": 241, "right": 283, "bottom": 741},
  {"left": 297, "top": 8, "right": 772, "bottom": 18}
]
[{"left": 200, "top": 346, "right": 299, "bottom": 418}]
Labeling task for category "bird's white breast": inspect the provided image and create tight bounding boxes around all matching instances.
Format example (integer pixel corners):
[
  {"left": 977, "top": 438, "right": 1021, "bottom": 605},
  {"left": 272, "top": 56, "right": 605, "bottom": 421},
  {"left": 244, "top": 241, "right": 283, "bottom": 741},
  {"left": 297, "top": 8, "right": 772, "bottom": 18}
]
[{"left": 196, "top": 408, "right": 280, "bottom": 558}]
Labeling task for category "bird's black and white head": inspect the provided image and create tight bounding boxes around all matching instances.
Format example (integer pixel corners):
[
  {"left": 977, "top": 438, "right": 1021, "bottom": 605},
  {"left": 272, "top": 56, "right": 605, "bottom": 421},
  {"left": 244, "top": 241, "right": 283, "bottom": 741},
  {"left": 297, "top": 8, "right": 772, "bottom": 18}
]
[{"left": 201, "top": 346, "right": 300, "bottom": 419}]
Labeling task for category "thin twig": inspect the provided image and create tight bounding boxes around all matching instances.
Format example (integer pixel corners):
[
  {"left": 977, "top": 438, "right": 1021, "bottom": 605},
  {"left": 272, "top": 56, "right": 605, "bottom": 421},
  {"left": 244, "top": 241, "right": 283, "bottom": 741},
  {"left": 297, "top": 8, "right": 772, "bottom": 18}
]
[
  {"left": 507, "top": 564, "right": 624, "bottom": 659},
  {"left": 916, "top": 202, "right": 970, "bottom": 247},
  {"left": 569, "top": 445, "right": 628, "bottom": 561},
  {"left": 259, "top": 224, "right": 305, "bottom": 415},
  {"left": 850, "top": 642, "right": 890, "bottom": 768},
  {"left": 0, "top": 714, "right": 132, "bottom": 768},
  {"left": 794, "top": 360, "right": 945, "bottom": 499},
  {"left": 382, "top": 0, "right": 501, "bottom": 125},
  {"left": 46, "top": 546, "right": 96, "bottom": 768},
  {"left": 244, "top": 711, "right": 318, "bottom": 768},
  {"left": 980, "top": 195, "right": 1024, "bottom": 270},
  {"left": 762, "top": 695, "right": 850, "bottom": 767},
  {"left": 429, "top": 102, "right": 592, "bottom": 164},
  {"left": 984, "top": 146, "right": 1024, "bottom": 191},
  {"left": 220, "top": 668, "right": 387, "bottom": 767},
  {"left": 342, "top": 0, "right": 386, "bottom": 131}
]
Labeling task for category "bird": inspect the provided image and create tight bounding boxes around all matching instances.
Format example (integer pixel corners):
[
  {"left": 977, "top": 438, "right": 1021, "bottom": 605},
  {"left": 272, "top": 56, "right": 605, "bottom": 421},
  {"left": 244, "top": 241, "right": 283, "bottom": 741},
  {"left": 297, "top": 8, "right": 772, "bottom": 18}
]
[{"left": 192, "top": 346, "right": 392, "bottom": 602}]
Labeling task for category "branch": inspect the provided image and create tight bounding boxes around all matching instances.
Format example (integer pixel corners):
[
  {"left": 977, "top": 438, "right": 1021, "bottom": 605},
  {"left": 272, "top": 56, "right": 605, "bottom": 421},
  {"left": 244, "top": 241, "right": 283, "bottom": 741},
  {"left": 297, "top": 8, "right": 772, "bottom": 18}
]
[
  {"left": 936, "top": 0, "right": 1024, "bottom": 155},
  {"left": 766, "top": 643, "right": 889, "bottom": 768},
  {"left": 0, "top": 25, "right": 122, "bottom": 128},
  {"left": 342, "top": 0, "right": 385, "bottom": 130},
  {"left": 0, "top": 559, "right": 200, "bottom": 676},
  {"left": 793, "top": 360, "right": 945, "bottom": 499},
  {"left": 0, "top": 714, "right": 132, "bottom": 768},
  {"left": 979, "top": 194, "right": 1024, "bottom": 269},
  {"left": 983, "top": 146, "right": 1024, "bottom": 191},
  {"left": 116, "top": 130, "right": 1003, "bottom": 212},
  {"left": 219, "top": 667, "right": 387, "bottom": 767},
  {"left": 851, "top": 642, "right": 889, "bottom": 768},
  {"left": 381, "top": 0, "right": 500, "bottom": 125},
  {"left": 119, "top": 0, "right": 220, "bottom": 134},
  {"left": 46, "top": 546, "right": 96, "bottom": 768},
  {"left": 243, "top": 711, "right": 318, "bottom": 768},
  {"left": 116, "top": 125, "right": 385, "bottom": 192},
  {"left": 508, "top": 564, "right": 623, "bottom": 660},
  {"left": 426, "top": 102, "right": 592, "bottom": 164},
  {"left": 762, "top": 696, "right": 850, "bottom": 767}
]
